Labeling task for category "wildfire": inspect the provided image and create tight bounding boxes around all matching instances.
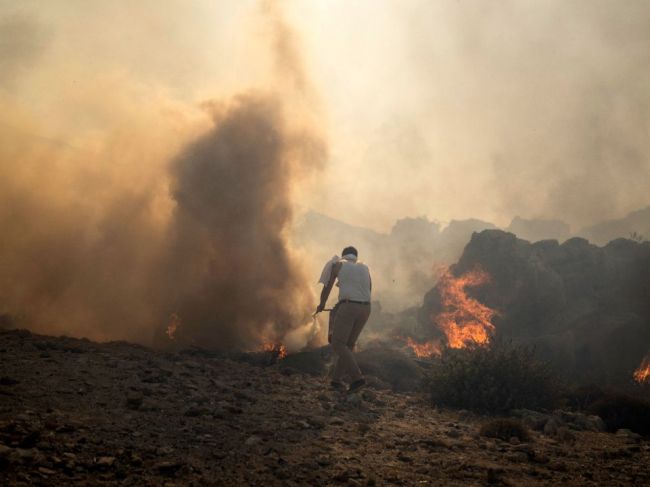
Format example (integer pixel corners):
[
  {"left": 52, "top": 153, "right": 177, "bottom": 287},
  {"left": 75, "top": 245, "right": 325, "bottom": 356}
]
[
  {"left": 405, "top": 337, "right": 441, "bottom": 358},
  {"left": 633, "top": 356, "right": 650, "bottom": 384},
  {"left": 433, "top": 267, "right": 497, "bottom": 349},
  {"left": 166, "top": 313, "right": 181, "bottom": 340},
  {"left": 262, "top": 343, "right": 287, "bottom": 359}
]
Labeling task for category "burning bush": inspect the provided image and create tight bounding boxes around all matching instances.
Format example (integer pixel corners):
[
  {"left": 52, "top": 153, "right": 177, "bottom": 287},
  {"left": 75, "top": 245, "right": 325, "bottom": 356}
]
[{"left": 424, "top": 344, "right": 559, "bottom": 413}]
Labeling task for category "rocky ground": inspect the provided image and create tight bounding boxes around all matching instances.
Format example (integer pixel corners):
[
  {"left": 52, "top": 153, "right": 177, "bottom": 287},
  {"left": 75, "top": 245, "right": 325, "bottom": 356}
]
[{"left": 1, "top": 329, "right": 650, "bottom": 486}]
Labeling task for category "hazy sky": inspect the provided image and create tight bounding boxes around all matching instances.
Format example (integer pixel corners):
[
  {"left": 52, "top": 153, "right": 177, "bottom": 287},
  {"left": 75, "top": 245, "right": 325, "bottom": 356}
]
[{"left": 2, "top": 0, "right": 650, "bottom": 233}]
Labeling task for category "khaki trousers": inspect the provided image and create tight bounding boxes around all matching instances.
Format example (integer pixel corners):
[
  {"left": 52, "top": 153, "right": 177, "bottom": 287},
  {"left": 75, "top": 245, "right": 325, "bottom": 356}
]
[{"left": 331, "top": 302, "right": 371, "bottom": 383}]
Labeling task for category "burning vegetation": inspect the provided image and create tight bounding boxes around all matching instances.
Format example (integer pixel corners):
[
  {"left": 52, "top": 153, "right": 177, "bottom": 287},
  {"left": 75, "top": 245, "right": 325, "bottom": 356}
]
[
  {"left": 405, "top": 266, "right": 497, "bottom": 358},
  {"left": 261, "top": 342, "right": 287, "bottom": 360},
  {"left": 166, "top": 313, "right": 181, "bottom": 341},
  {"left": 405, "top": 337, "right": 441, "bottom": 359},
  {"left": 634, "top": 356, "right": 650, "bottom": 384},
  {"left": 433, "top": 267, "right": 496, "bottom": 348}
]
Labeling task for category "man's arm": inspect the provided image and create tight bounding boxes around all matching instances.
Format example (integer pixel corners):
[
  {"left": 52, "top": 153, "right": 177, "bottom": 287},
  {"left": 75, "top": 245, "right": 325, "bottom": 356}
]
[{"left": 317, "top": 262, "right": 341, "bottom": 313}]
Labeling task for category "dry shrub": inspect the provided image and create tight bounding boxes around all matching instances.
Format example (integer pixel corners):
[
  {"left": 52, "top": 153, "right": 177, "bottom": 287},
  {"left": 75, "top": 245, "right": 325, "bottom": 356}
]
[
  {"left": 425, "top": 345, "right": 559, "bottom": 413},
  {"left": 479, "top": 418, "right": 530, "bottom": 442}
]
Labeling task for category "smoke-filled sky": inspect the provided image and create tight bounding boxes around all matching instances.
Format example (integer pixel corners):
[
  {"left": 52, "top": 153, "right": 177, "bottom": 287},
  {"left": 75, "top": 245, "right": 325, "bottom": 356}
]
[
  {"left": 1, "top": 0, "right": 650, "bottom": 343},
  {"left": 3, "top": 0, "right": 650, "bottom": 230},
  {"left": 295, "top": 0, "right": 650, "bottom": 231}
]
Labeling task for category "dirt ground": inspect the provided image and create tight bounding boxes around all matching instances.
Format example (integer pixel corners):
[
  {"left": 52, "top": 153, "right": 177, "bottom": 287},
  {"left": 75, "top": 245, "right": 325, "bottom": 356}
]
[{"left": 1, "top": 329, "right": 649, "bottom": 486}]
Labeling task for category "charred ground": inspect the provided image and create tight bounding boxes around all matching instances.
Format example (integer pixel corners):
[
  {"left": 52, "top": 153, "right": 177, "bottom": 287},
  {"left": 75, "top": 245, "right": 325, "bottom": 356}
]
[{"left": 2, "top": 329, "right": 650, "bottom": 486}]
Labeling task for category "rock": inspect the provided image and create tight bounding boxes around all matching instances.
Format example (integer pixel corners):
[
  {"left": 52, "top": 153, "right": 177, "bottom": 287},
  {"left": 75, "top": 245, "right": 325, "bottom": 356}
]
[
  {"left": 38, "top": 466, "right": 56, "bottom": 475},
  {"left": 140, "top": 398, "right": 161, "bottom": 412},
  {"left": 486, "top": 468, "right": 502, "bottom": 484},
  {"left": 574, "top": 414, "right": 606, "bottom": 432},
  {"left": 245, "top": 435, "right": 262, "bottom": 446},
  {"left": 308, "top": 417, "right": 326, "bottom": 429},
  {"left": 0, "top": 444, "right": 12, "bottom": 458},
  {"left": 357, "top": 422, "right": 371, "bottom": 435},
  {"left": 513, "top": 444, "right": 534, "bottom": 458},
  {"left": 96, "top": 456, "right": 115, "bottom": 467},
  {"left": 226, "top": 404, "right": 243, "bottom": 414},
  {"left": 361, "top": 389, "right": 378, "bottom": 402},
  {"left": 555, "top": 427, "right": 576, "bottom": 443},
  {"left": 446, "top": 429, "right": 461, "bottom": 439},
  {"left": 296, "top": 420, "right": 311, "bottom": 429},
  {"left": 184, "top": 406, "right": 210, "bottom": 417},
  {"left": 457, "top": 409, "right": 471, "bottom": 421},
  {"left": 11, "top": 448, "right": 36, "bottom": 463},
  {"left": 19, "top": 430, "right": 40, "bottom": 448},
  {"left": 155, "top": 460, "right": 183, "bottom": 475},
  {"left": 233, "top": 389, "right": 257, "bottom": 403},
  {"left": 315, "top": 455, "right": 331, "bottom": 466},
  {"left": 543, "top": 418, "right": 560, "bottom": 437},
  {"left": 156, "top": 446, "right": 174, "bottom": 455},
  {"left": 509, "top": 436, "right": 520, "bottom": 445},
  {"left": 126, "top": 393, "right": 143, "bottom": 410},
  {"left": 512, "top": 409, "right": 551, "bottom": 431},
  {"left": 396, "top": 451, "right": 413, "bottom": 462},
  {"left": 616, "top": 429, "right": 642, "bottom": 441},
  {"left": 507, "top": 451, "right": 530, "bottom": 463},
  {"left": 329, "top": 417, "right": 344, "bottom": 426},
  {"left": 130, "top": 453, "right": 143, "bottom": 466},
  {"left": 346, "top": 394, "right": 362, "bottom": 406}
]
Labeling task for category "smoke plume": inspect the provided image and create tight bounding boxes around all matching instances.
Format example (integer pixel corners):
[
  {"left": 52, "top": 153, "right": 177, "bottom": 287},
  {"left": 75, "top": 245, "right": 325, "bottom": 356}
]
[
  {"left": 167, "top": 92, "right": 325, "bottom": 349},
  {"left": 0, "top": 1, "right": 325, "bottom": 349}
]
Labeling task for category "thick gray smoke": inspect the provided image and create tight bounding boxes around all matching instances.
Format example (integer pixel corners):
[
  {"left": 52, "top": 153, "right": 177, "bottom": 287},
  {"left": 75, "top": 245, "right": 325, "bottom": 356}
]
[
  {"left": 0, "top": 1, "right": 326, "bottom": 349},
  {"left": 166, "top": 94, "right": 325, "bottom": 348},
  {"left": 405, "top": 0, "right": 650, "bottom": 227},
  {"left": 299, "top": 0, "right": 650, "bottom": 232}
]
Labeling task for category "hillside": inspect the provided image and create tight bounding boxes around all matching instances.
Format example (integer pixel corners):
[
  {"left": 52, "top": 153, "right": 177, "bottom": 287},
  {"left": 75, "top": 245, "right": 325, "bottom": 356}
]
[{"left": 2, "top": 329, "right": 650, "bottom": 485}]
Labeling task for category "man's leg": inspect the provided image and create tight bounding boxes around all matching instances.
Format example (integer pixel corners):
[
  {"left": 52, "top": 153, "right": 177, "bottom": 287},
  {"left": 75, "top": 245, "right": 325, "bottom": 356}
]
[
  {"left": 330, "top": 303, "right": 363, "bottom": 383},
  {"left": 347, "top": 304, "right": 371, "bottom": 350}
]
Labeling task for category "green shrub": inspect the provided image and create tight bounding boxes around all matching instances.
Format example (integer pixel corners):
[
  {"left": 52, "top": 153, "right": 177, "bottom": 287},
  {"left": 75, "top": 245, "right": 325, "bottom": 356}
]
[
  {"left": 479, "top": 418, "right": 530, "bottom": 442},
  {"left": 424, "top": 345, "right": 559, "bottom": 413}
]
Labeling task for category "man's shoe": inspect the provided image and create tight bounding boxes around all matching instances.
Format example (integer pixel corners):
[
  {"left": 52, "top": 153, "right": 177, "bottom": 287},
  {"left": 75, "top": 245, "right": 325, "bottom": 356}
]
[
  {"left": 330, "top": 381, "right": 345, "bottom": 391},
  {"left": 348, "top": 379, "right": 366, "bottom": 393}
]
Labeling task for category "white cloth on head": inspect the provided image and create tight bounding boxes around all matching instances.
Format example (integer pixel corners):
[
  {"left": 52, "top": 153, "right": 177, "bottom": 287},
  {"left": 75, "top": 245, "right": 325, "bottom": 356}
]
[
  {"left": 341, "top": 253, "right": 358, "bottom": 263},
  {"left": 318, "top": 255, "right": 340, "bottom": 286}
]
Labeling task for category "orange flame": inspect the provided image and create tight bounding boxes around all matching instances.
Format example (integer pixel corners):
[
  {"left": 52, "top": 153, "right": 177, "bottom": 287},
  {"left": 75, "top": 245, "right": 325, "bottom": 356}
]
[
  {"left": 633, "top": 356, "right": 650, "bottom": 384},
  {"left": 433, "top": 267, "right": 496, "bottom": 349},
  {"left": 405, "top": 337, "right": 441, "bottom": 358},
  {"left": 166, "top": 313, "right": 181, "bottom": 340},
  {"left": 262, "top": 343, "right": 287, "bottom": 359}
]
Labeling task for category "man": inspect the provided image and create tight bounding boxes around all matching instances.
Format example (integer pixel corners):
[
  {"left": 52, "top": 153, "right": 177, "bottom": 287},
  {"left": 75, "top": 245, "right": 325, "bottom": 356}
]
[{"left": 316, "top": 246, "right": 371, "bottom": 392}]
